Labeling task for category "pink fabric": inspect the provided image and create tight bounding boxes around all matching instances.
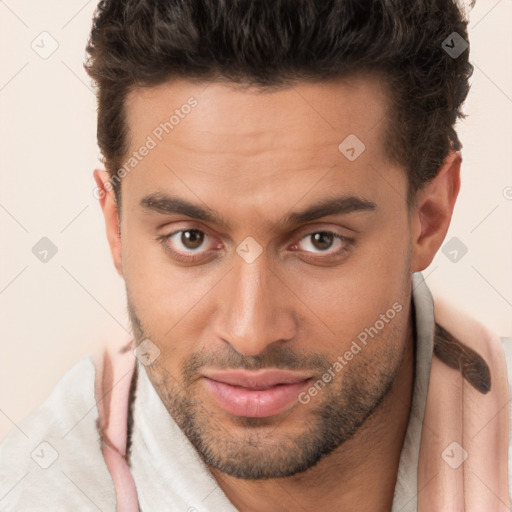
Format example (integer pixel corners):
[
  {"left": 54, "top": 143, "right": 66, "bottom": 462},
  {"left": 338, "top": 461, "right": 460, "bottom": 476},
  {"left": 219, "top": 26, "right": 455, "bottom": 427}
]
[
  {"left": 94, "top": 300, "right": 510, "bottom": 511},
  {"left": 418, "top": 299, "right": 510, "bottom": 511},
  {"left": 94, "top": 339, "right": 139, "bottom": 512}
]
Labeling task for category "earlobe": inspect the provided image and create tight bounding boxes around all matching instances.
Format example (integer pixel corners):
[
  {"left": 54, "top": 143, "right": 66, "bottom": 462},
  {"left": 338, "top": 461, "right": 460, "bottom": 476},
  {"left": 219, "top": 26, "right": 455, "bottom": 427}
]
[
  {"left": 93, "top": 169, "right": 124, "bottom": 277},
  {"left": 410, "top": 150, "right": 461, "bottom": 272}
]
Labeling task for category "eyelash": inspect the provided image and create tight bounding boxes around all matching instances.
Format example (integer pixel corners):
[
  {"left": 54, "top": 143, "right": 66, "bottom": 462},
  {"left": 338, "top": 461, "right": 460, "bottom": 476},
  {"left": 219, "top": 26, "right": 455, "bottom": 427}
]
[{"left": 157, "top": 228, "right": 353, "bottom": 263}]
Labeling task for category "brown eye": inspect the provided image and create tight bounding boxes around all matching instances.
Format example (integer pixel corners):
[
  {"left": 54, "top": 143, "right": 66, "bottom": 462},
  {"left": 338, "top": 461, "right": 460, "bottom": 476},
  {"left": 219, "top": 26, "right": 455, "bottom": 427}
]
[
  {"left": 162, "top": 229, "right": 211, "bottom": 257},
  {"left": 298, "top": 231, "right": 344, "bottom": 253},
  {"left": 158, "top": 227, "right": 222, "bottom": 263},
  {"left": 310, "top": 232, "right": 335, "bottom": 251},
  {"left": 181, "top": 230, "right": 205, "bottom": 250}
]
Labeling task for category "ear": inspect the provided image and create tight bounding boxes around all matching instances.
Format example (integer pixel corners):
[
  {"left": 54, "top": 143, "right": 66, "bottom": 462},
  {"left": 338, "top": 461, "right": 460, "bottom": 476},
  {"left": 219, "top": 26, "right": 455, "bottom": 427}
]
[
  {"left": 410, "top": 150, "right": 461, "bottom": 272},
  {"left": 93, "top": 169, "right": 123, "bottom": 277}
]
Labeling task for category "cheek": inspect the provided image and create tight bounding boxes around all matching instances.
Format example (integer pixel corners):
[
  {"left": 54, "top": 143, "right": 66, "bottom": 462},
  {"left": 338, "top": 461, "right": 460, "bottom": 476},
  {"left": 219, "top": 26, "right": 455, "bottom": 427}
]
[
  {"left": 122, "top": 229, "right": 212, "bottom": 359},
  {"left": 293, "top": 225, "right": 411, "bottom": 346}
]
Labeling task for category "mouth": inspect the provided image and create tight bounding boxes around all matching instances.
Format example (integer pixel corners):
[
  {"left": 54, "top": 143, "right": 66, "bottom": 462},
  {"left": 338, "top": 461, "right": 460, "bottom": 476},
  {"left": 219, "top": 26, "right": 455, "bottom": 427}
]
[{"left": 201, "top": 369, "right": 314, "bottom": 418}]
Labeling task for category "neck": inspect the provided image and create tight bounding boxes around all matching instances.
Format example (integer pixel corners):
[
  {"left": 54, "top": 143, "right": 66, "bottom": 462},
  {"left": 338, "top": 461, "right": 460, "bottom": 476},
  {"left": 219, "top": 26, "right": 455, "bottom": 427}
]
[{"left": 209, "top": 311, "right": 415, "bottom": 512}]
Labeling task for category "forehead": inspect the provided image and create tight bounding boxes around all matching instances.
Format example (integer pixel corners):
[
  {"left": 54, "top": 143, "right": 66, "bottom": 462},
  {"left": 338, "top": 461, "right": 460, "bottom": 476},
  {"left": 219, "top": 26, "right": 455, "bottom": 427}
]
[
  {"left": 121, "top": 76, "right": 403, "bottom": 220},
  {"left": 125, "top": 75, "right": 391, "bottom": 155}
]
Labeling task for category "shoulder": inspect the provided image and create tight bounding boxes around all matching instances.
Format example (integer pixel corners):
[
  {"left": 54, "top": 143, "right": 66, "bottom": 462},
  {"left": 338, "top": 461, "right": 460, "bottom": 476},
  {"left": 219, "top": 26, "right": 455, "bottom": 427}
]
[
  {"left": 432, "top": 295, "right": 512, "bottom": 499},
  {"left": 501, "top": 337, "right": 512, "bottom": 497},
  {"left": 0, "top": 356, "right": 116, "bottom": 511},
  {"left": 431, "top": 297, "right": 510, "bottom": 398},
  {"left": 501, "top": 337, "right": 512, "bottom": 377}
]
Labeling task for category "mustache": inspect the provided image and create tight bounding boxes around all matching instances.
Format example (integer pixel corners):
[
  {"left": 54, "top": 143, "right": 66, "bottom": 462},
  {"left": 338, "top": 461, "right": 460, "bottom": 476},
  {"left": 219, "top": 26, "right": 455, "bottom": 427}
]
[
  {"left": 127, "top": 297, "right": 331, "bottom": 375},
  {"left": 183, "top": 344, "right": 331, "bottom": 377}
]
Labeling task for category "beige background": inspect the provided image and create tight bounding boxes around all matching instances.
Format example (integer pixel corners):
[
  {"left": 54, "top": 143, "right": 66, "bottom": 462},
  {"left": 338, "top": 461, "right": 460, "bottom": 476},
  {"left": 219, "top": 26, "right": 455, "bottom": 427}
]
[{"left": 1, "top": 0, "right": 511, "bottom": 441}]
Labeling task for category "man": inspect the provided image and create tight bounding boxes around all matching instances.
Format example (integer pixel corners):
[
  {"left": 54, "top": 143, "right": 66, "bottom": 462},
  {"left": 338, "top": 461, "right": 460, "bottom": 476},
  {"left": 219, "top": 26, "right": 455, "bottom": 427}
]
[{"left": 1, "top": 0, "right": 511, "bottom": 511}]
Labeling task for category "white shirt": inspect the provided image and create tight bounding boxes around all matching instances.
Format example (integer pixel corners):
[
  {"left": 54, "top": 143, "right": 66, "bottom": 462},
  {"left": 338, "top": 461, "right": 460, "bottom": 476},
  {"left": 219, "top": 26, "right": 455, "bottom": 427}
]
[{"left": 1, "top": 273, "right": 511, "bottom": 511}]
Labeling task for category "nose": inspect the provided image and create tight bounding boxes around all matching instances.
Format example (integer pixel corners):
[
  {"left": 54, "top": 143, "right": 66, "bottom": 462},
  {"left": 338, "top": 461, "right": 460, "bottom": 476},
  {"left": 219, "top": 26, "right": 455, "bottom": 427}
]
[{"left": 213, "top": 252, "right": 297, "bottom": 356}]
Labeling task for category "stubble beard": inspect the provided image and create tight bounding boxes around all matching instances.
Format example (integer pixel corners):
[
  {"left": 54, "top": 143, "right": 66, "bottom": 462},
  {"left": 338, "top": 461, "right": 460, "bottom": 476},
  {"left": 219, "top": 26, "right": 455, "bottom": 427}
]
[{"left": 128, "top": 298, "right": 408, "bottom": 480}]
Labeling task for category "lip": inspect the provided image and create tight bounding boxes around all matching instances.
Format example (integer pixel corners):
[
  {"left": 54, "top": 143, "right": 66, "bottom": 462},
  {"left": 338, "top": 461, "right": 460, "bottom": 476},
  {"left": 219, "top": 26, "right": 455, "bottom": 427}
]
[
  {"left": 201, "top": 369, "right": 313, "bottom": 418},
  {"left": 201, "top": 369, "right": 313, "bottom": 389}
]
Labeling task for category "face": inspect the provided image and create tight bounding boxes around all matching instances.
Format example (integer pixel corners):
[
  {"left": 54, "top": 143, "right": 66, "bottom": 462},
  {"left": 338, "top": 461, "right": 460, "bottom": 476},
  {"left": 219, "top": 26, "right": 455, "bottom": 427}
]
[{"left": 113, "top": 76, "right": 418, "bottom": 479}]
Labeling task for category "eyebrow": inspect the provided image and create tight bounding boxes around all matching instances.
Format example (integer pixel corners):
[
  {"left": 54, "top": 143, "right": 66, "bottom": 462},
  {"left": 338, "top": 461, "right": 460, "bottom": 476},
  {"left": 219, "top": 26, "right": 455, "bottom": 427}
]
[{"left": 139, "top": 193, "right": 376, "bottom": 229}]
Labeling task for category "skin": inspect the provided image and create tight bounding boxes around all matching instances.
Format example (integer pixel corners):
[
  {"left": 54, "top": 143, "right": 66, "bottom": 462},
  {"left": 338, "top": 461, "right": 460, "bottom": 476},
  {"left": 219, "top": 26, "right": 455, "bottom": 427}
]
[{"left": 94, "top": 76, "right": 460, "bottom": 511}]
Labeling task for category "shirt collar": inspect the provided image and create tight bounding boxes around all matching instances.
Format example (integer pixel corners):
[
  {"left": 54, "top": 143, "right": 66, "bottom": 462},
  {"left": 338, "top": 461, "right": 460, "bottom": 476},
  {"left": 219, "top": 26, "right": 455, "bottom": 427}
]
[{"left": 391, "top": 272, "right": 436, "bottom": 512}]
